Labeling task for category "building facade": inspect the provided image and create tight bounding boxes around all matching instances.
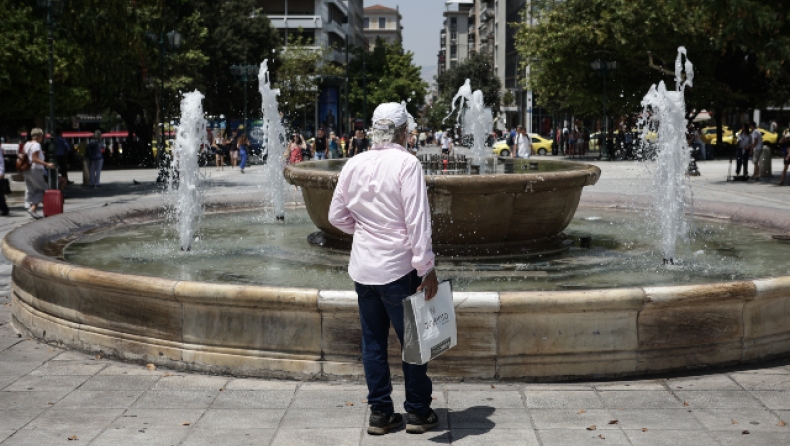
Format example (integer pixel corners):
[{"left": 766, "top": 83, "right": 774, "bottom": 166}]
[
  {"left": 362, "top": 4, "right": 402, "bottom": 50},
  {"left": 438, "top": 1, "right": 474, "bottom": 75}
]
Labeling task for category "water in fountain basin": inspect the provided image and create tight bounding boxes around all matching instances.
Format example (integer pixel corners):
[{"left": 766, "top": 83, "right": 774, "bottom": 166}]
[
  {"left": 639, "top": 47, "right": 694, "bottom": 262},
  {"left": 259, "top": 59, "right": 287, "bottom": 220},
  {"left": 169, "top": 90, "right": 207, "bottom": 251}
]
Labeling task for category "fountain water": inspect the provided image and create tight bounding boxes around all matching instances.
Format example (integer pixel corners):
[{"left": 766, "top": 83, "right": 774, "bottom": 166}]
[
  {"left": 445, "top": 79, "right": 494, "bottom": 166},
  {"left": 259, "top": 59, "right": 287, "bottom": 221},
  {"left": 169, "top": 90, "right": 207, "bottom": 251},
  {"left": 639, "top": 47, "right": 694, "bottom": 263}
]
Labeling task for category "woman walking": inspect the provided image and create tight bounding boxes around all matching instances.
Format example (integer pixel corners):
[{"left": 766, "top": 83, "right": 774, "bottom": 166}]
[
  {"left": 22, "top": 128, "right": 55, "bottom": 219},
  {"left": 237, "top": 133, "right": 249, "bottom": 174},
  {"left": 211, "top": 132, "right": 225, "bottom": 169}
]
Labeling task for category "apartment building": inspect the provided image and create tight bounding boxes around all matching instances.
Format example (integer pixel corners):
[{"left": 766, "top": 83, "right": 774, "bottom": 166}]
[
  {"left": 363, "top": 4, "right": 402, "bottom": 50},
  {"left": 438, "top": 1, "right": 474, "bottom": 75}
]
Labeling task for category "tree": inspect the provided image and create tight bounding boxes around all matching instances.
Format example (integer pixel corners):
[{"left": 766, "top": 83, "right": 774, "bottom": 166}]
[
  {"left": 347, "top": 37, "right": 428, "bottom": 124},
  {"left": 435, "top": 51, "right": 502, "bottom": 119}
]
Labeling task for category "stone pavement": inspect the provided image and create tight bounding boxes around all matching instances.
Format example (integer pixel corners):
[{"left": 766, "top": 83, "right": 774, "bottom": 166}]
[{"left": 1, "top": 158, "right": 790, "bottom": 445}]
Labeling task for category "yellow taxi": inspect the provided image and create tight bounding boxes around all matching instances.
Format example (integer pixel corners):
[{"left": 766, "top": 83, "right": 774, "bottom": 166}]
[
  {"left": 492, "top": 134, "right": 554, "bottom": 156},
  {"left": 711, "top": 128, "right": 777, "bottom": 146},
  {"left": 151, "top": 139, "right": 174, "bottom": 159},
  {"left": 700, "top": 126, "right": 732, "bottom": 144}
]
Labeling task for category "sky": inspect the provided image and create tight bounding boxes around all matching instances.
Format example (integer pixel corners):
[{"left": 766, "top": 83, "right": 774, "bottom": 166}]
[{"left": 365, "top": 0, "right": 450, "bottom": 85}]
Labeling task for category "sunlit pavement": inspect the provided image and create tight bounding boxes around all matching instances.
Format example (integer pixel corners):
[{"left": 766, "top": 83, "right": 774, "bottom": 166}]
[{"left": 1, "top": 161, "right": 789, "bottom": 445}]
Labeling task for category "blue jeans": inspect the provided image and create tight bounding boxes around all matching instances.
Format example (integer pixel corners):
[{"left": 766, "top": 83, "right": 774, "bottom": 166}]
[
  {"left": 355, "top": 270, "right": 432, "bottom": 416},
  {"left": 239, "top": 148, "right": 248, "bottom": 170},
  {"left": 315, "top": 151, "right": 326, "bottom": 160}
]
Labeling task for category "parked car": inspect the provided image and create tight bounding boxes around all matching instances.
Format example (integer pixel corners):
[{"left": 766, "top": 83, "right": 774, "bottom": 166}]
[
  {"left": 700, "top": 126, "right": 732, "bottom": 144},
  {"left": 492, "top": 134, "right": 554, "bottom": 156},
  {"left": 711, "top": 127, "right": 778, "bottom": 147}
]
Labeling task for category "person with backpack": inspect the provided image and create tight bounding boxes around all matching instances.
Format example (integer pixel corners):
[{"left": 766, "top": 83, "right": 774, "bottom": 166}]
[
  {"left": 87, "top": 130, "right": 106, "bottom": 188},
  {"left": 21, "top": 128, "right": 55, "bottom": 219}
]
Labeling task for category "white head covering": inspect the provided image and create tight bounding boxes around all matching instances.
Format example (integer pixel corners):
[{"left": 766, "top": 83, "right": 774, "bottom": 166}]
[{"left": 371, "top": 102, "right": 409, "bottom": 130}]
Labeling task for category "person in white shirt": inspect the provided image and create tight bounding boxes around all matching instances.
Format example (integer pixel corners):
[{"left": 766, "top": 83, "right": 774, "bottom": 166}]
[
  {"left": 434, "top": 130, "right": 442, "bottom": 147},
  {"left": 441, "top": 129, "right": 453, "bottom": 155},
  {"left": 515, "top": 126, "right": 532, "bottom": 158},
  {"left": 328, "top": 102, "right": 439, "bottom": 436},
  {"left": 22, "top": 128, "right": 55, "bottom": 219},
  {"left": 750, "top": 121, "right": 764, "bottom": 180}
]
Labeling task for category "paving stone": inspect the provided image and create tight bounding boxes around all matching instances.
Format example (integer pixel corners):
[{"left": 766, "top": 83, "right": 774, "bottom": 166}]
[
  {"left": 730, "top": 366, "right": 790, "bottom": 375},
  {"left": 211, "top": 390, "right": 294, "bottom": 409},
  {"left": 598, "top": 390, "right": 684, "bottom": 409},
  {"left": 749, "top": 391, "right": 790, "bottom": 410},
  {"left": 180, "top": 428, "right": 277, "bottom": 446},
  {"left": 50, "top": 350, "right": 95, "bottom": 361},
  {"left": 0, "top": 342, "right": 60, "bottom": 362},
  {"left": 24, "top": 408, "right": 124, "bottom": 430},
  {"left": 0, "top": 428, "right": 103, "bottom": 446},
  {"left": 446, "top": 390, "right": 525, "bottom": 409},
  {"left": 150, "top": 374, "right": 229, "bottom": 390},
  {"left": 451, "top": 428, "right": 539, "bottom": 445},
  {"left": 299, "top": 381, "right": 367, "bottom": 391},
  {"left": 131, "top": 390, "right": 218, "bottom": 409},
  {"left": 536, "top": 428, "right": 631, "bottom": 445},
  {"left": 271, "top": 428, "right": 361, "bottom": 446},
  {"left": 449, "top": 407, "right": 527, "bottom": 429},
  {"left": 360, "top": 427, "right": 451, "bottom": 445},
  {"left": 290, "top": 389, "right": 367, "bottom": 409},
  {"left": 0, "top": 390, "right": 66, "bottom": 409},
  {"left": 612, "top": 408, "right": 703, "bottom": 430},
  {"left": 0, "top": 430, "right": 13, "bottom": 443},
  {"left": 593, "top": 380, "right": 666, "bottom": 391},
  {"left": 0, "top": 361, "right": 43, "bottom": 376},
  {"left": 666, "top": 374, "right": 742, "bottom": 391},
  {"left": 194, "top": 409, "right": 286, "bottom": 429},
  {"left": 441, "top": 383, "right": 525, "bottom": 391},
  {"left": 391, "top": 389, "right": 448, "bottom": 409},
  {"left": 3, "top": 375, "right": 89, "bottom": 392},
  {"left": 529, "top": 409, "right": 619, "bottom": 430},
  {"left": 98, "top": 364, "right": 172, "bottom": 376},
  {"left": 79, "top": 375, "right": 160, "bottom": 391},
  {"left": 108, "top": 409, "right": 205, "bottom": 429},
  {"left": 675, "top": 390, "right": 764, "bottom": 409},
  {"left": 29, "top": 361, "right": 105, "bottom": 376},
  {"left": 692, "top": 408, "right": 784, "bottom": 432},
  {"left": 0, "top": 410, "right": 46, "bottom": 430},
  {"left": 223, "top": 378, "right": 298, "bottom": 391},
  {"left": 624, "top": 428, "right": 720, "bottom": 446},
  {"left": 54, "top": 390, "right": 144, "bottom": 409},
  {"left": 280, "top": 407, "right": 367, "bottom": 428},
  {"left": 524, "top": 390, "right": 603, "bottom": 409},
  {"left": 729, "top": 372, "right": 790, "bottom": 391},
  {"left": 0, "top": 375, "right": 17, "bottom": 389},
  {"left": 714, "top": 430, "right": 790, "bottom": 445},
  {"left": 522, "top": 383, "right": 593, "bottom": 391},
  {"left": 89, "top": 427, "right": 190, "bottom": 446}
]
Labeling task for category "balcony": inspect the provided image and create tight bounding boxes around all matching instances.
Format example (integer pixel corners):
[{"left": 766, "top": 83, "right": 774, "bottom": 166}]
[
  {"left": 324, "top": 19, "right": 347, "bottom": 40},
  {"left": 268, "top": 15, "right": 322, "bottom": 30},
  {"left": 326, "top": 0, "right": 348, "bottom": 16}
]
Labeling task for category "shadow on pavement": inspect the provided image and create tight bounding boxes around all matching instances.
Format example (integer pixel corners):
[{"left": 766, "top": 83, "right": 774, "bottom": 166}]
[{"left": 429, "top": 406, "right": 496, "bottom": 443}]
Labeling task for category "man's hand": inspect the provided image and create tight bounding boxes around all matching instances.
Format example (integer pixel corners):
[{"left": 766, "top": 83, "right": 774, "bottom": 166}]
[{"left": 417, "top": 269, "right": 439, "bottom": 301}]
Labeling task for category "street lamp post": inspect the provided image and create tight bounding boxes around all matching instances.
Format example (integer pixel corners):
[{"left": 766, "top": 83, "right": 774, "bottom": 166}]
[
  {"left": 36, "top": 0, "right": 64, "bottom": 140},
  {"left": 231, "top": 64, "right": 260, "bottom": 135},
  {"left": 591, "top": 59, "right": 617, "bottom": 161}
]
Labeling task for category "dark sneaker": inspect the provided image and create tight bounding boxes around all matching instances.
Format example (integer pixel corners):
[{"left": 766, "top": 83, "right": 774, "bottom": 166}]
[
  {"left": 406, "top": 409, "right": 439, "bottom": 434},
  {"left": 367, "top": 411, "right": 403, "bottom": 435}
]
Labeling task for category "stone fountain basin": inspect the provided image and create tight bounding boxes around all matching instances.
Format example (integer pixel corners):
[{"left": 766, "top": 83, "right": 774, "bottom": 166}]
[
  {"left": 3, "top": 193, "right": 790, "bottom": 381},
  {"left": 285, "top": 158, "right": 600, "bottom": 256}
]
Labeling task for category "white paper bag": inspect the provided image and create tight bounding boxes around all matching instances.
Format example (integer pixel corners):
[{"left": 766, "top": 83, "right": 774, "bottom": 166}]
[{"left": 402, "top": 281, "right": 457, "bottom": 365}]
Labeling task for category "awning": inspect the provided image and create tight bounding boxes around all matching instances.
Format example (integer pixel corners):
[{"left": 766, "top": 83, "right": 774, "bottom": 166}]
[{"left": 692, "top": 111, "right": 712, "bottom": 122}]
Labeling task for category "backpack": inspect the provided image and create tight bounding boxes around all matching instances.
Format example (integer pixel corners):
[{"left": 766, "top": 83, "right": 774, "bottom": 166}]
[
  {"left": 16, "top": 142, "right": 32, "bottom": 171},
  {"left": 506, "top": 134, "right": 514, "bottom": 146}
]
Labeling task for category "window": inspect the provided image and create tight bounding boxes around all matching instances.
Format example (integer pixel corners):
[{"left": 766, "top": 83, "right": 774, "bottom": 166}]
[
  {"left": 450, "top": 17, "right": 457, "bottom": 29},
  {"left": 379, "top": 17, "right": 386, "bottom": 29},
  {"left": 450, "top": 30, "right": 457, "bottom": 40},
  {"left": 364, "top": 17, "right": 369, "bottom": 28},
  {"left": 450, "top": 45, "right": 457, "bottom": 58}
]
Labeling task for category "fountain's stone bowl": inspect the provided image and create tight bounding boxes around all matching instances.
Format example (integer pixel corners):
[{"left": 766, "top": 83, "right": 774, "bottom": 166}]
[
  {"left": 4, "top": 194, "right": 790, "bottom": 381},
  {"left": 284, "top": 158, "right": 601, "bottom": 256}
]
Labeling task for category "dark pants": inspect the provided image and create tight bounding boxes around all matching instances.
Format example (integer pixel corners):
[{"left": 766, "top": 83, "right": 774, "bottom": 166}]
[
  {"left": 0, "top": 191, "right": 8, "bottom": 215},
  {"left": 736, "top": 148, "right": 750, "bottom": 176},
  {"left": 355, "top": 269, "right": 432, "bottom": 416},
  {"left": 56, "top": 155, "right": 69, "bottom": 181}
]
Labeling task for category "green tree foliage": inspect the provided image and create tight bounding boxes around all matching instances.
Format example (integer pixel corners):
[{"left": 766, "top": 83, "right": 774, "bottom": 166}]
[
  {"left": 515, "top": 0, "right": 790, "bottom": 120},
  {"left": 347, "top": 37, "right": 428, "bottom": 124},
  {"left": 435, "top": 51, "right": 502, "bottom": 118}
]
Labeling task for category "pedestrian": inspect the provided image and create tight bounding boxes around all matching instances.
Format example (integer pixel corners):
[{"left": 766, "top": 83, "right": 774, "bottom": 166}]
[
  {"left": 348, "top": 129, "right": 369, "bottom": 157},
  {"left": 22, "top": 128, "right": 55, "bottom": 219},
  {"left": 329, "top": 131, "right": 340, "bottom": 159},
  {"left": 328, "top": 102, "right": 439, "bottom": 436},
  {"left": 406, "top": 130, "right": 418, "bottom": 155},
  {"left": 750, "top": 121, "right": 763, "bottom": 180},
  {"left": 777, "top": 128, "right": 790, "bottom": 185},
  {"left": 314, "top": 129, "right": 328, "bottom": 160},
  {"left": 577, "top": 127, "right": 586, "bottom": 158},
  {"left": 54, "top": 129, "right": 73, "bottom": 184},
  {"left": 0, "top": 145, "right": 9, "bottom": 216},
  {"left": 237, "top": 133, "right": 249, "bottom": 174},
  {"left": 515, "top": 125, "right": 532, "bottom": 158},
  {"left": 441, "top": 129, "right": 453, "bottom": 156},
  {"left": 568, "top": 127, "right": 578, "bottom": 157},
  {"left": 419, "top": 130, "right": 426, "bottom": 147},
  {"left": 211, "top": 132, "right": 225, "bottom": 169},
  {"left": 87, "top": 130, "right": 105, "bottom": 188},
  {"left": 287, "top": 133, "right": 306, "bottom": 164},
  {"left": 229, "top": 127, "right": 241, "bottom": 169}
]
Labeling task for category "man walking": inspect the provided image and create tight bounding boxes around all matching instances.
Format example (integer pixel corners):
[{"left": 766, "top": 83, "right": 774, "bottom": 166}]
[
  {"left": 329, "top": 102, "right": 439, "bottom": 436},
  {"left": 314, "top": 129, "right": 328, "bottom": 160},
  {"left": 515, "top": 125, "right": 532, "bottom": 158}
]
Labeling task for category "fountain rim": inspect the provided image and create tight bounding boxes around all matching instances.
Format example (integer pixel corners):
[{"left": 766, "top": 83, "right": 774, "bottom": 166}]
[{"left": 5, "top": 192, "right": 790, "bottom": 380}]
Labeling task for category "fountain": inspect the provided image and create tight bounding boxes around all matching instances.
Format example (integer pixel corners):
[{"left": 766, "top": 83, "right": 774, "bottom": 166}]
[
  {"left": 259, "top": 59, "right": 287, "bottom": 221},
  {"left": 640, "top": 47, "right": 695, "bottom": 264},
  {"left": 169, "top": 90, "right": 207, "bottom": 251},
  {"left": 5, "top": 54, "right": 790, "bottom": 381}
]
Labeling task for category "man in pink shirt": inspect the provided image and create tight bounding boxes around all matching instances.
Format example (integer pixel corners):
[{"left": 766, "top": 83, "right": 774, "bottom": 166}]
[{"left": 329, "top": 102, "right": 439, "bottom": 435}]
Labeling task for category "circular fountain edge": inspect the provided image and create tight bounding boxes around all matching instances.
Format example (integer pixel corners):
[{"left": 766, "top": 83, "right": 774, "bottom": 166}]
[{"left": 4, "top": 192, "right": 790, "bottom": 381}]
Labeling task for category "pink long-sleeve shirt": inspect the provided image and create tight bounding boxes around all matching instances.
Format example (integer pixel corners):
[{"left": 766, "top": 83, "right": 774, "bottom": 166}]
[{"left": 328, "top": 142, "right": 435, "bottom": 285}]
